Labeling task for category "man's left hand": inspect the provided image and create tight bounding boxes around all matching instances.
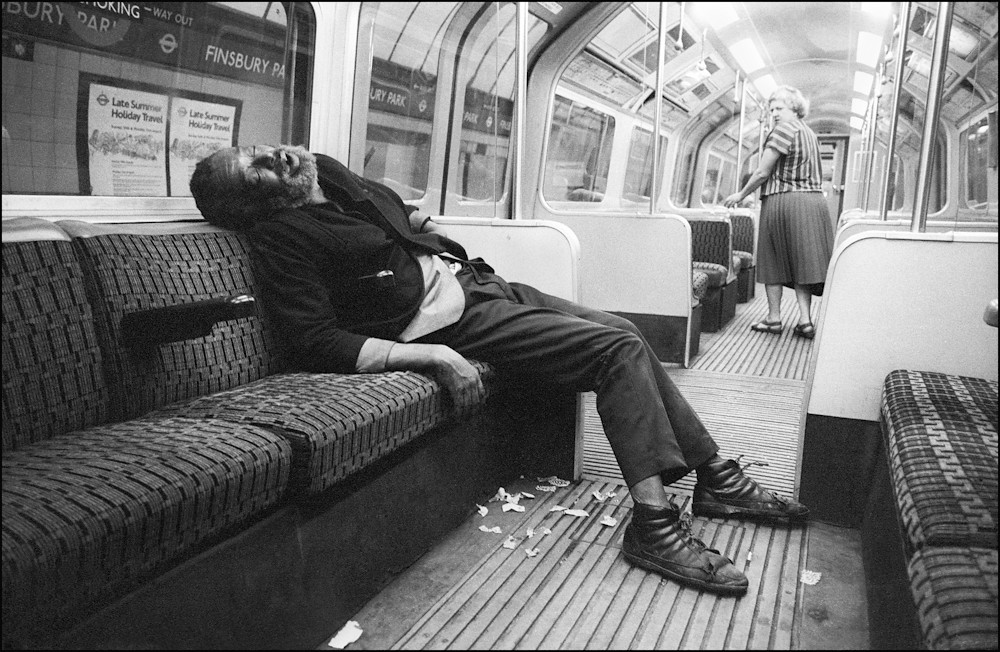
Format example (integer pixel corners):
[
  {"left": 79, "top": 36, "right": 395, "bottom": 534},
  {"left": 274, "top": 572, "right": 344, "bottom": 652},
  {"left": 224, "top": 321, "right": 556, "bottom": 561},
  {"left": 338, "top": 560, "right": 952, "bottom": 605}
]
[{"left": 409, "top": 209, "right": 448, "bottom": 237}]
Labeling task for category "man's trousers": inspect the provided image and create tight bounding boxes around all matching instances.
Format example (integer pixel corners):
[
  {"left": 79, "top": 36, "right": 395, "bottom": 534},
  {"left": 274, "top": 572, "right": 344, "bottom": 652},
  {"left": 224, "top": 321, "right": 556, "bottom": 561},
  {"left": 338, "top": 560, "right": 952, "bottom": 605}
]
[{"left": 416, "top": 265, "right": 719, "bottom": 487}]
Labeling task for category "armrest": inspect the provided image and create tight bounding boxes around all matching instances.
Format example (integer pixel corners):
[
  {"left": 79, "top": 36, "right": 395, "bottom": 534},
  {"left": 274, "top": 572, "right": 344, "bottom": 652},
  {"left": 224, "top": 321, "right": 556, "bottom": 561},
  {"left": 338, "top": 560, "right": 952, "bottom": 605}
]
[{"left": 121, "top": 295, "right": 256, "bottom": 346}]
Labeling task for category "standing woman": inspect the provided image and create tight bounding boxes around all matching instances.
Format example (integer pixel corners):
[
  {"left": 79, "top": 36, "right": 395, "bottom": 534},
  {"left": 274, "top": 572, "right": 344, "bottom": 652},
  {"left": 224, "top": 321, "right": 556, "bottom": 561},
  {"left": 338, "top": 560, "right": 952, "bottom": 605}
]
[{"left": 723, "top": 86, "right": 834, "bottom": 339}]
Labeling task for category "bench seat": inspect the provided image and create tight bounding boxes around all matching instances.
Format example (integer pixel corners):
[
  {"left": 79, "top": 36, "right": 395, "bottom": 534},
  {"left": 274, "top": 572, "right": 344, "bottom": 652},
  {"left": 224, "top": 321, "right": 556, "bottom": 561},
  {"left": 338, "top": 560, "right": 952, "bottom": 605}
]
[
  {"left": 2, "top": 417, "right": 291, "bottom": 642},
  {"left": 908, "top": 546, "right": 998, "bottom": 650},
  {"left": 151, "top": 364, "right": 496, "bottom": 494},
  {"left": 688, "top": 217, "right": 737, "bottom": 332},
  {"left": 3, "top": 217, "right": 573, "bottom": 648},
  {"left": 882, "top": 370, "right": 998, "bottom": 551},
  {"left": 873, "top": 369, "right": 999, "bottom": 650}
]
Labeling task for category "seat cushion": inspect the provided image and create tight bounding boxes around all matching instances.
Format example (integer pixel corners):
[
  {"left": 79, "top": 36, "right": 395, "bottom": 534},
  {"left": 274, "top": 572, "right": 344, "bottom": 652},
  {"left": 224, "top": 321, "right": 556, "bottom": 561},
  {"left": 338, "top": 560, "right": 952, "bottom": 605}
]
[
  {"left": 150, "top": 363, "right": 497, "bottom": 494},
  {"left": 1, "top": 417, "right": 291, "bottom": 633},
  {"left": 734, "top": 250, "right": 754, "bottom": 270},
  {"left": 881, "top": 370, "right": 998, "bottom": 550},
  {"left": 691, "top": 270, "right": 709, "bottom": 302},
  {"left": 908, "top": 546, "right": 998, "bottom": 650},
  {"left": 692, "top": 261, "right": 728, "bottom": 288}
]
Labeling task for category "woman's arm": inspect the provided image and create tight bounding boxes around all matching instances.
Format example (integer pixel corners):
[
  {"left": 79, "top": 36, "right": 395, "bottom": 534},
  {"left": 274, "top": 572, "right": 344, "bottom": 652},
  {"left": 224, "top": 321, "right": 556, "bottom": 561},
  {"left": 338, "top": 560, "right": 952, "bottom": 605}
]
[{"left": 723, "top": 148, "right": 781, "bottom": 208}]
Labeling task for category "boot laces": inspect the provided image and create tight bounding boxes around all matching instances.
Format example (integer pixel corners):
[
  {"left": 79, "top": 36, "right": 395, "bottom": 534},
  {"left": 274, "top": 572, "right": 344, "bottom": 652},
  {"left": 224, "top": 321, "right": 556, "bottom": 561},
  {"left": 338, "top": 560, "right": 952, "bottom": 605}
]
[
  {"left": 733, "top": 455, "right": 786, "bottom": 506},
  {"left": 678, "top": 510, "right": 710, "bottom": 553}
]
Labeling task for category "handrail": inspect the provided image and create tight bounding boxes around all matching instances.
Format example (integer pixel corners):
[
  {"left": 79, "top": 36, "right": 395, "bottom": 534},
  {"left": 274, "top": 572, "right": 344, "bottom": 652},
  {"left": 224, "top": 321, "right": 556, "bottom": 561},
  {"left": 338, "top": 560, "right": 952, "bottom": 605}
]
[
  {"left": 879, "top": 2, "right": 911, "bottom": 221},
  {"left": 512, "top": 1, "right": 528, "bottom": 220},
  {"left": 651, "top": 2, "right": 669, "bottom": 214},
  {"left": 912, "top": 2, "right": 954, "bottom": 233}
]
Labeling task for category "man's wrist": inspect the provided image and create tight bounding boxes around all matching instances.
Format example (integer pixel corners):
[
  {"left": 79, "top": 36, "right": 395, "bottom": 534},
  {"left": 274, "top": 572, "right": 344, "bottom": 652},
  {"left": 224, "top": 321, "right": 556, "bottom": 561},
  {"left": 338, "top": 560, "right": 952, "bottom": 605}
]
[{"left": 420, "top": 215, "right": 434, "bottom": 232}]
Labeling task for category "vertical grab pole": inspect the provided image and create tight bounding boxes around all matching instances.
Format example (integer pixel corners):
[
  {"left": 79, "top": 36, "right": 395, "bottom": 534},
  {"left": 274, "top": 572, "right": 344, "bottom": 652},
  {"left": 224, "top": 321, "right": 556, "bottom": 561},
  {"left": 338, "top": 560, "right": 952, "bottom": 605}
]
[
  {"left": 911, "top": 1, "right": 953, "bottom": 232},
  {"left": 734, "top": 72, "right": 746, "bottom": 197},
  {"left": 651, "top": 2, "right": 670, "bottom": 214},
  {"left": 879, "top": 1, "right": 911, "bottom": 220},
  {"left": 512, "top": 1, "right": 528, "bottom": 219},
  {"left": 861, "top": 63, "right": 882, "bottom": 213}
]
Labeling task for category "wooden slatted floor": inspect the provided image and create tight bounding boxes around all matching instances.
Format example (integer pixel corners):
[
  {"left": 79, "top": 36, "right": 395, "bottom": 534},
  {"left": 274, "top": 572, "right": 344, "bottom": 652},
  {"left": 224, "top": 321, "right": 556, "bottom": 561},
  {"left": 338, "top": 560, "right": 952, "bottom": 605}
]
[
  {"left": 583, "top": 286, "right": 813, "bottom": 493},
  {"left": 691, "top": 286, "right": 821, "bottom": 380},
  {"left": 581, "top": 371, "right": 804, "bottom": 496},
  {"left": 347, "top": 477, "right": 809, "bottom": 650},
  {"left": 335, "top": 285, "right": 868, "bottom": 650}
]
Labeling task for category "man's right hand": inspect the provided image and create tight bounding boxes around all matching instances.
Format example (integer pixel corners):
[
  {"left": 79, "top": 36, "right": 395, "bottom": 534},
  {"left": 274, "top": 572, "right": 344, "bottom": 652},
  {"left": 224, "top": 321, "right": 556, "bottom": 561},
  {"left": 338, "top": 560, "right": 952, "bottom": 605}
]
[{"left": 386, "top": 342, "right": 485, "bottom": 414}]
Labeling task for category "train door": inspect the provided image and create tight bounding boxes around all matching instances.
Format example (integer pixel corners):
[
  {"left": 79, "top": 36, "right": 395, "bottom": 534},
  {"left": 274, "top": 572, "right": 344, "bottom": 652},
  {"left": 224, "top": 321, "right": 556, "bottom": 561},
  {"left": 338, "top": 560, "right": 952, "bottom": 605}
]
[{"left": 819, "top": 136, "right": 848, "bottom": 225}]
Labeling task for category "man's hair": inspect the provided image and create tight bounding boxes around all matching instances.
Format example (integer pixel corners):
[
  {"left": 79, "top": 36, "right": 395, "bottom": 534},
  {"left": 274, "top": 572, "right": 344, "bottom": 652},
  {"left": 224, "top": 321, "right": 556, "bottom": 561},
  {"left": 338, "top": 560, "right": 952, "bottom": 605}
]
[
  {"left": 189, "top": 152, "right": 269, "bottom": 231},
  {"left": 769, "top": 85, "right": 809, "bottom": 119}
]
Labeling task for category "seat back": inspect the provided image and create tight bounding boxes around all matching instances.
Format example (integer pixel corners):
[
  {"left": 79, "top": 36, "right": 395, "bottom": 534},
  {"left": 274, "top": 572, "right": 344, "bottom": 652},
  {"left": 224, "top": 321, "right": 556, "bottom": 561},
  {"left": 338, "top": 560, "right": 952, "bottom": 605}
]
[
  {"left": 58, "top": 221, "right": 285, "bottom": 422},
  {"left": 2, "top": 218, "right": 111, "bottom": 451}
]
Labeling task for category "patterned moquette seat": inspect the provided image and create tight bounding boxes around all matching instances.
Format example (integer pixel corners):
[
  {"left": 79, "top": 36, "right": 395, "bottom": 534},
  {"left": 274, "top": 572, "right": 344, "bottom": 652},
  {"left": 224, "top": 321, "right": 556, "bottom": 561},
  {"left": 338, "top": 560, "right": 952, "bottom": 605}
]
[
  {"left": 880, "top": 369, "right": 998, "bottom": 551},
  {"left": 151, "top": 363, "right": 497, "bottom": 494},
  {"left": 689, "top": 218, "right": 737, "bottom": 332},
  {"left": 908, "top": 546, "right": 998, "bottom": 650}
]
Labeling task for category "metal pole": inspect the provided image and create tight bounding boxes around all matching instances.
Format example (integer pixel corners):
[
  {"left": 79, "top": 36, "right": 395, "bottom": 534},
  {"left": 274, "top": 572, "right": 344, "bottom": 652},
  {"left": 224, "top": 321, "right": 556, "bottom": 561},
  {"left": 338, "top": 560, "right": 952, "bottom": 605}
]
[
  {"left": 734, "top": 73, "right": 746, "bottom": 197},
  {"left": 879, "top": 2, "right": 911, "bottom": 220},
  {"left": 912, "top": 1, "right": 953, "bottom": 232},
  {"left": 651, "top": 1, "right": 669, "bottom": 214},
  {"left": 512, "top": 2, "right": 528, "bottom": 219},
  {"left": 861, "top": 64, "right": 882, "bottom": 212}
]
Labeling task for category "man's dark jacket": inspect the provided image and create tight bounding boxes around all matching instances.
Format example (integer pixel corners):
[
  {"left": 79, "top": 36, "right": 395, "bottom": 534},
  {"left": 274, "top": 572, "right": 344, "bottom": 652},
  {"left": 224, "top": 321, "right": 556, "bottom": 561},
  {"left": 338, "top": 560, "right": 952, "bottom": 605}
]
[{"left": 249, "top": 154, "right": 471, "bottom": 373}]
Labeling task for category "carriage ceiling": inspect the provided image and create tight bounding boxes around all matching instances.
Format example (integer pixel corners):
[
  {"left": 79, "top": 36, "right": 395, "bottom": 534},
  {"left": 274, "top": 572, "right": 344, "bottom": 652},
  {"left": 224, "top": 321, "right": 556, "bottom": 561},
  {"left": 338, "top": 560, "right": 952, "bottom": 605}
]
[{"left": 561, "top": 2, "right": 997, "bottom": 141}]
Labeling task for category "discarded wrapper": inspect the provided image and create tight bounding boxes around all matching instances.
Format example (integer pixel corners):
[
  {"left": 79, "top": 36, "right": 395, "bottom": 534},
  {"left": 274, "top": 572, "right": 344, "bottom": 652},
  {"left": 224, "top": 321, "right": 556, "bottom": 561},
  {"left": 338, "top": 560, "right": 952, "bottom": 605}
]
[
  {"left": 502, "top": 503, "right": 526, "bottom": 512},
  {"left": 477, "top": 504, "right": 488, "bottom": 517},
  {"left": 800, "top": 570, "right": 822, "bottom": 585},
  {"left": 502, "top": 536, "right": 518, "bottom": 549},
  {"left": 327, "top": 620, "right": 363, "bottom": 649},
  {"left": 537, "top": 475, "right": 570, "bottom": 487},
  {"left": 524, "top": 548, "right": 539, "bottom": 557},
  {"left": 599, "top": 515, "right": 617, "bottom": 527},
  {"left": 479, "top": 525, "right": 502, "bottom": 534}
]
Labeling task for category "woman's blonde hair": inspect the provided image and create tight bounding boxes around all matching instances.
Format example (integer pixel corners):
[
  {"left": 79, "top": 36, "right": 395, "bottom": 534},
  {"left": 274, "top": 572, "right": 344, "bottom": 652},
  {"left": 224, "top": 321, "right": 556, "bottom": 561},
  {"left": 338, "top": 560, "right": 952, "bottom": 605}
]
[{"left": 768, "top": 85, "right": 809, "bottom": 118}]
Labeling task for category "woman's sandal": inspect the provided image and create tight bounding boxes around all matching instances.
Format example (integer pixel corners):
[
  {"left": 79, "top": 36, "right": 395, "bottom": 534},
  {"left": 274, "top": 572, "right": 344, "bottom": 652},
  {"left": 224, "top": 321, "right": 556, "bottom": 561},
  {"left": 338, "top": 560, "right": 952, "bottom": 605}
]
[
  {"left": 750, "top": 319, "right": 783, "bottom": 334},
  {"left": 793, "top": 322, "right": 816, "bottom": 339}
]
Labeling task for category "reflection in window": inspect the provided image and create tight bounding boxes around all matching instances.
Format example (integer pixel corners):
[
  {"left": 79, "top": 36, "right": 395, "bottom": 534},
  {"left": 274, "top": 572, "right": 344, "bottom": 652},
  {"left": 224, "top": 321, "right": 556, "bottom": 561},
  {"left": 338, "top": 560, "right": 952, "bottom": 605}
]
[
  {"left": 542, "top": 96, "right": 615, "bottom": 203},
  {"left": 364, "top": 125, "right": 431, "bottom": 200},
  {"left": 360, "top": 3, "right": 457, "bottom": 199},
  {"left": 623, "top": 129, "right": 667, "bottom": 204},
  {"left": 962, "top": 114, "right": 996, "bottom": 213},
  {"left": 701, "top": 152, "right": 735, "bottom": 205}
]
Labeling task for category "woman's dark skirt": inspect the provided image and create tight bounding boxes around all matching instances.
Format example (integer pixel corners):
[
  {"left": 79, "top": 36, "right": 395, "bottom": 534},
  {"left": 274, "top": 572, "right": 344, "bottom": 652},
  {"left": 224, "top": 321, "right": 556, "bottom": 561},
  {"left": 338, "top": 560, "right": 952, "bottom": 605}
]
[{"left": 757, "top": 191, "right": 834, "bottom": 295}]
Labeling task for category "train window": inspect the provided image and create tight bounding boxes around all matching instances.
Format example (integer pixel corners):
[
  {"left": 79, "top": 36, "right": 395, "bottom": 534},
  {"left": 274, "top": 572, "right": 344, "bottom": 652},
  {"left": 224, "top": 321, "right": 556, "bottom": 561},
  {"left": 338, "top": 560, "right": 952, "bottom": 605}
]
[
  {"left": 452, "top": 2, "right": 525, "bottom": 205},
  {"left": 354, "top": 2, "right": 454, "bottom": 201},
  {"left": 671, "top": 147, "right": 695, "bottom": 207},
  {"left": 354, "top": 2, "right": 546, "bottom": 214},
  {"left": 542, "top": 95, "right": 615, "bottom": 203},
  {"left": 961, "top": 113, "right": 997, "bottom": 215},
  {"left": 623, "top": 128, "right": 668, "bottom": 206},
  {"left": 701, "top": 152, "right": 735, "bottom": 206},
  {"left": 1, "top": 2, "right": 315, "bottom": 198}
]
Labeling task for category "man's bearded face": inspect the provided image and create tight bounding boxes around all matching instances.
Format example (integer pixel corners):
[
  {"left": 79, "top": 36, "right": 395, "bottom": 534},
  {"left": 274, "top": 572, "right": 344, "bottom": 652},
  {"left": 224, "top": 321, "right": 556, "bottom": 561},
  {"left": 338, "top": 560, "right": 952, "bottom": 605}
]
[{"left": 242, "top": 144, "right": 319, "bottom": 212}]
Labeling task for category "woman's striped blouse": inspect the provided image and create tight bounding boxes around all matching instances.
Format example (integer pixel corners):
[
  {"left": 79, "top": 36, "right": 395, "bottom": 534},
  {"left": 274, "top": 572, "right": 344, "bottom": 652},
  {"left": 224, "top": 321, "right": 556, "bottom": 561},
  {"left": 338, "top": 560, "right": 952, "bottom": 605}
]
[{"left": 761, "top": 119, "right": 824, "bottom": 196}]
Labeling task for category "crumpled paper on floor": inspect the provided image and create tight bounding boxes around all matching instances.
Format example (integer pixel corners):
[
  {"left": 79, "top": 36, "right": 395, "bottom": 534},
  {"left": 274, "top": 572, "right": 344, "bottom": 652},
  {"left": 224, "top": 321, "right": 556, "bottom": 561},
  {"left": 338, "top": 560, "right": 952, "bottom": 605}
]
[{"left": 327, "top": 620, "right": 363, "bottom": 649}]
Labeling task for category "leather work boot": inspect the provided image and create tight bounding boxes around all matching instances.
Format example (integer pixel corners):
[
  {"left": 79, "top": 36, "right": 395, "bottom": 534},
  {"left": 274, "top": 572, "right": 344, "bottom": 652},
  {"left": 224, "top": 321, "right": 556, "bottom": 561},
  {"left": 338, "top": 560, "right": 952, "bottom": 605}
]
[
  {"left": 693, "top": 456, "right": 810, "bottom": 522},
  {"left": 622, "top": 502, "right": 748, "bottom": 595}
]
